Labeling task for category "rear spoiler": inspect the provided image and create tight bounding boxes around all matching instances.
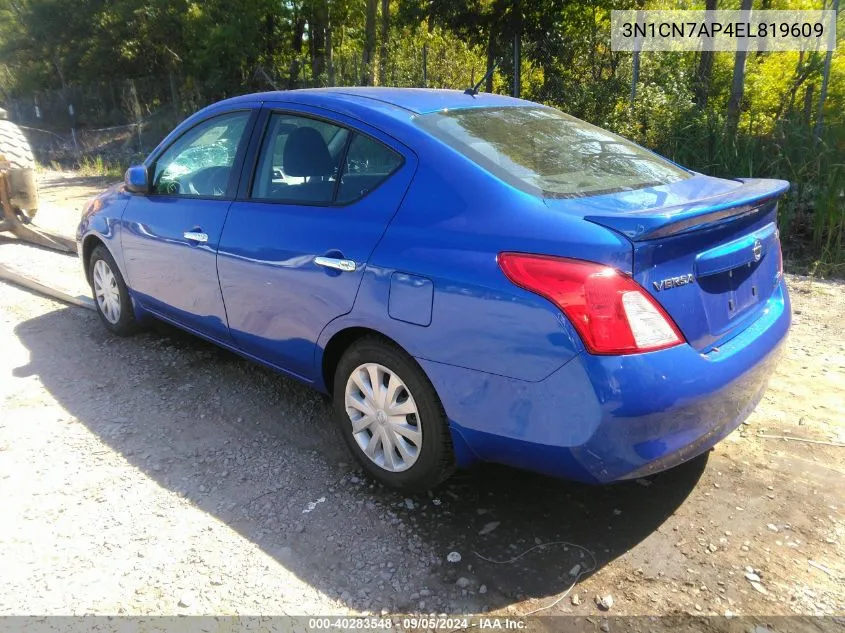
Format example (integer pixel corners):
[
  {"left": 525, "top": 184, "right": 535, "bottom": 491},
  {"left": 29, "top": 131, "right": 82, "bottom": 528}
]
[{"left": 585, "top": 178, "right": 790, "bottom": 241}]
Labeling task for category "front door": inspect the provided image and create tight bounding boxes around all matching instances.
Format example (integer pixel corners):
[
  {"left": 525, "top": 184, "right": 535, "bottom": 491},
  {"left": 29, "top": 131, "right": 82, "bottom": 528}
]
[
  {"left": 217, "top": 109, "right": 416, "bottom": 381},
  {"left": 121, "top": 109, "right": 254, "bottom": 340}
]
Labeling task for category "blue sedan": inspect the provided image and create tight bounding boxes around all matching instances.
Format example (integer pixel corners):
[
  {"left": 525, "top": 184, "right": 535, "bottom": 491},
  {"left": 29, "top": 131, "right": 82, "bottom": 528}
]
[{"left": 77, "top": 88, "right": 791, "bottom": 491}]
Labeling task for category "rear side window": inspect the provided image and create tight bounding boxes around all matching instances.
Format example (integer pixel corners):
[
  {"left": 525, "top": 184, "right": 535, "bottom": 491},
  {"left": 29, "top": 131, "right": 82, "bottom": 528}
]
[
  {"left": 251, "top": 112, "right": 403, "bottom": 205},
  {"left": 336, "top": 134, "right": 403, "bottom": 203},
  {"left": 415, "top": 106, "right": 690, "bottom": 198},
  {"left": 252, "top": 114, "right": 350, "bottom": 203}
]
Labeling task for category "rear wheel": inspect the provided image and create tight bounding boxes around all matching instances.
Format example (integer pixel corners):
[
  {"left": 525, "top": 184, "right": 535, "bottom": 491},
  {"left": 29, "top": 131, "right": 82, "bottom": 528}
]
[
  {"left": 333, "top": 336, "right": 455, "bottom": 491},
  {"left": 88, "top": 245, "right": 137, "bottom": 336}
]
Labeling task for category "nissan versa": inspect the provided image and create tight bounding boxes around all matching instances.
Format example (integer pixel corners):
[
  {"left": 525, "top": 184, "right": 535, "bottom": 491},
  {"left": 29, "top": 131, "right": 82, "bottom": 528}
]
[{"left": 77, "top": 88, "right": 791, "bottom": 491}]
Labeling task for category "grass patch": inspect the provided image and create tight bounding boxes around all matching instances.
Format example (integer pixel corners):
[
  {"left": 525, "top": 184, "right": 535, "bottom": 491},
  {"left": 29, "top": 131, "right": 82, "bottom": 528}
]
[{"left": 75, "top": 155, "right": 128, "bottom": 179}]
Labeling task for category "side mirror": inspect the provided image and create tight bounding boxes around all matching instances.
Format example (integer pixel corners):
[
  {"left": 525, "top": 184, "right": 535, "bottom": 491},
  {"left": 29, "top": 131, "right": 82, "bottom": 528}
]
[{"left": 124, "top": 165, "right": 149, "bottom": 194}]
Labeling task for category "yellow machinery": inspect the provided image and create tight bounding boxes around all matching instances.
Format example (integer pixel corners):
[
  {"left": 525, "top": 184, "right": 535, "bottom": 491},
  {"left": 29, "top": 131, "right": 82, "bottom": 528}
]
[{"left": 0, "top": 107, "right": 75, "bottom": 253}]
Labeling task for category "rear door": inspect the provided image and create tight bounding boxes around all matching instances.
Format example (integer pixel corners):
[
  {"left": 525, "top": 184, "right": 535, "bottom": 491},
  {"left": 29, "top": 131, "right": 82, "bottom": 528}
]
[{"left": 217, "top": 106, "right": 417, "bottom": 380}]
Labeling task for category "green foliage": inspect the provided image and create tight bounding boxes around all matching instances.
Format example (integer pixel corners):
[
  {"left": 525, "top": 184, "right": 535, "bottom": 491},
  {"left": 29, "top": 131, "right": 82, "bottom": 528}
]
[{"left": 604, "top": 57, "right": 699, "bottom": 148}]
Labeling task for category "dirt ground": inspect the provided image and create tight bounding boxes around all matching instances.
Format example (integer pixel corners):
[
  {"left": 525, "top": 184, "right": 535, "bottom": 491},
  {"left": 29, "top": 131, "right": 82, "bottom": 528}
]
[{"left": 0, "top": 170, "right": 843, "bottom": 619}]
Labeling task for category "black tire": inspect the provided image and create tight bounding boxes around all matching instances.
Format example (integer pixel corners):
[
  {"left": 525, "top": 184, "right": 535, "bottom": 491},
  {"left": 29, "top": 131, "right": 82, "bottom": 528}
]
[
  {"left": 0, "top": 118, "right": 38, "bottom": 221},
  {"left": 333, "top": 335, "right": 456, "bottom": 492},
  {"left": 0, "top": 119, "right": 35, "bottom": 170},
  {"left": 87, "top": 245, "right": 138, "bottom": 336}
]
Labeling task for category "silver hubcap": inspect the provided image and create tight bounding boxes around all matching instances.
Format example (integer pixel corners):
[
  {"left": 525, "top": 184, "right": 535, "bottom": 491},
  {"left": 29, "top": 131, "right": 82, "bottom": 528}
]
[
  {"left": 92, "top": 259, "right": 121, "bottom": 324},
  {"left": 345, "top": 363, "right": 422, "bottom": 472}
]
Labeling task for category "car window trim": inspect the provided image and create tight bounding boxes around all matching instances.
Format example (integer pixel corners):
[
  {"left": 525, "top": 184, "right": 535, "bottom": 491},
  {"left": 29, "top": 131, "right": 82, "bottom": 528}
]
[
  {"left": 240, "top": 106, "right": 406, "bottom": 209},
  {"left": 331, "top": 132, "right": 354, "bottom": 202},
  {"left": 143, "top": 108, "right": 259, "bottom": 202}
]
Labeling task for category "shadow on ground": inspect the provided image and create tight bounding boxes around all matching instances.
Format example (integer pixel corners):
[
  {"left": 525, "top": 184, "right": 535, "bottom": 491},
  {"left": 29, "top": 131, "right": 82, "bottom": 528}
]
[{"left": 12, "top": 305, "right": 706, "bottom": 613}]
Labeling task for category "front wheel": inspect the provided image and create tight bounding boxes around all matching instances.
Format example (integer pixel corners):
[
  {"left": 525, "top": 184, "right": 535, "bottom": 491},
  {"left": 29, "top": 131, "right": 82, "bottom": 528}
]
[
  {"left": 333, "top": 336, "right": 455, "bottom": 491},
  {"left": 88, "top": 245, "right": 137, "bottom": 336}
]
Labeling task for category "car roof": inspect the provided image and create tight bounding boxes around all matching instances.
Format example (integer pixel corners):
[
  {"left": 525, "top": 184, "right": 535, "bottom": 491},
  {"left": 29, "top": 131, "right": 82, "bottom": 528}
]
[
  {"left": 218, "top": 87, "right": 530, "bottom": 115},
  {"left": 149, "top": 88, "right": 536, "bottom": 166}
]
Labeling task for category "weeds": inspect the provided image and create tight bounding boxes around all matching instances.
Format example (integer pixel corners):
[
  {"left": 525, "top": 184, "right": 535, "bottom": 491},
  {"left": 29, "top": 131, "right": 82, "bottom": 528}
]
[{"left": 75, "top": 155, "right": 127, "bottom": 179}]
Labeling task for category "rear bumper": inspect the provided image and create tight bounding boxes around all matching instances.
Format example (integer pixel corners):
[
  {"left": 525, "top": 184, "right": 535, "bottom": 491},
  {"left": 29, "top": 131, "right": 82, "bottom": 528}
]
[{"left": 421, "top": 279, "right": 791, "bottom": 483}]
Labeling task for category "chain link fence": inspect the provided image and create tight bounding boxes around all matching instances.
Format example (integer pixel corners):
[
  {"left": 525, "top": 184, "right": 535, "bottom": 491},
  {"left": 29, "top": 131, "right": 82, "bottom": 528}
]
[{"left": 6, "top": 75, "right": 221, "bottom": 168}]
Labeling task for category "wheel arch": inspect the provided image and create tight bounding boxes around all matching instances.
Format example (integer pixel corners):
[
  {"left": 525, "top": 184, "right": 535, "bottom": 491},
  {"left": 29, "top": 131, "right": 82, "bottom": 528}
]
[
  {"left": 320, "top": 326, "right": 408, "bottom": 395},
  {"left": 81, "top": 233, "right": 105, "bottom": 278},
  {"left": 81, "top": 231, "right": 130, "bottom": 279}
]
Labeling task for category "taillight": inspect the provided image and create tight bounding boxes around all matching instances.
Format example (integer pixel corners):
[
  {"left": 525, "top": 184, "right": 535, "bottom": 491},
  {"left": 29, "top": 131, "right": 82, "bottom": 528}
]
[
  {"left": 498, "top": 253, "right": 684, "bottom": 355},
  {"left": 774, "top": 230, "right": 784, "bottom": 278}
]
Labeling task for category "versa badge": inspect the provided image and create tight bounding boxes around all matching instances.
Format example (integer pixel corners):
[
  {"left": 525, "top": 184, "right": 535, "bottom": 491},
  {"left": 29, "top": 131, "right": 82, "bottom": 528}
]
[{"left": 653, "top": 273, "right": 695, "bottom": 292}]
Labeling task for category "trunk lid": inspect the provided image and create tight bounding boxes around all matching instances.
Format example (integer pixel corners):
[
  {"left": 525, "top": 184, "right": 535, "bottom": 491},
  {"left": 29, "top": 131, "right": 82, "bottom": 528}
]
[{"left": 545, "top": 175, "right": 790, "bottom": 351}]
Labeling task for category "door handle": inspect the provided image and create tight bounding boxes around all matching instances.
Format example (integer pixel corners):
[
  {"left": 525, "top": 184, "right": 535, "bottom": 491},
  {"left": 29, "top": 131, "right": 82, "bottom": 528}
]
[
  {"left": 183, "top": 231, "right": 208, "bottom": 243},
  {"left": 314, "top": 256, "right": 356, "bottom": 272}
]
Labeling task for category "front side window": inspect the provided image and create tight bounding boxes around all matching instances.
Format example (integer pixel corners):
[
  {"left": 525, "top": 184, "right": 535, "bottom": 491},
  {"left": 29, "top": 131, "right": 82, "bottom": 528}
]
[
  {"left": 415, "top": 106, "right": 690, "bottom": 198},
  {"left": 152, "top": 111, "right": 250, "bottom": 197}
]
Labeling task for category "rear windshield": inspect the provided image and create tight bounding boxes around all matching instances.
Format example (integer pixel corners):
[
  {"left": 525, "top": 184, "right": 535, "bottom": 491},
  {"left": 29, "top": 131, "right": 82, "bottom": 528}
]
[{"left": 415, "top": 106, "right": 690, "bottom": 198}]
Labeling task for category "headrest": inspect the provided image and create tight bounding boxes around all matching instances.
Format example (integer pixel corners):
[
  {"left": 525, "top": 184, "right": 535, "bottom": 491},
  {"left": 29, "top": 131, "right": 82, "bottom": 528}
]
[{"left": 283, "top": 127, "right": 334, "bottom": 177}]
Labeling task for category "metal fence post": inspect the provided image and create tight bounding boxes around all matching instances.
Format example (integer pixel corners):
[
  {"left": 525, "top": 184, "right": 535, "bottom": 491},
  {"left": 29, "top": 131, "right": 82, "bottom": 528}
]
[
  {"left": 513, "top": 34, "right": 521, "bottom": 98},
  {"left": 68, "top": 103, "right": 79, "bottom": 156}
]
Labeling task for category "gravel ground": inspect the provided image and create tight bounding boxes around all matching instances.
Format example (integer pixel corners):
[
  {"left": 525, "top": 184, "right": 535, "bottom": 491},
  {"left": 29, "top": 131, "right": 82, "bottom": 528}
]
[{"left": 0, "top": 171, "right": 842, "bottom": 618}]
